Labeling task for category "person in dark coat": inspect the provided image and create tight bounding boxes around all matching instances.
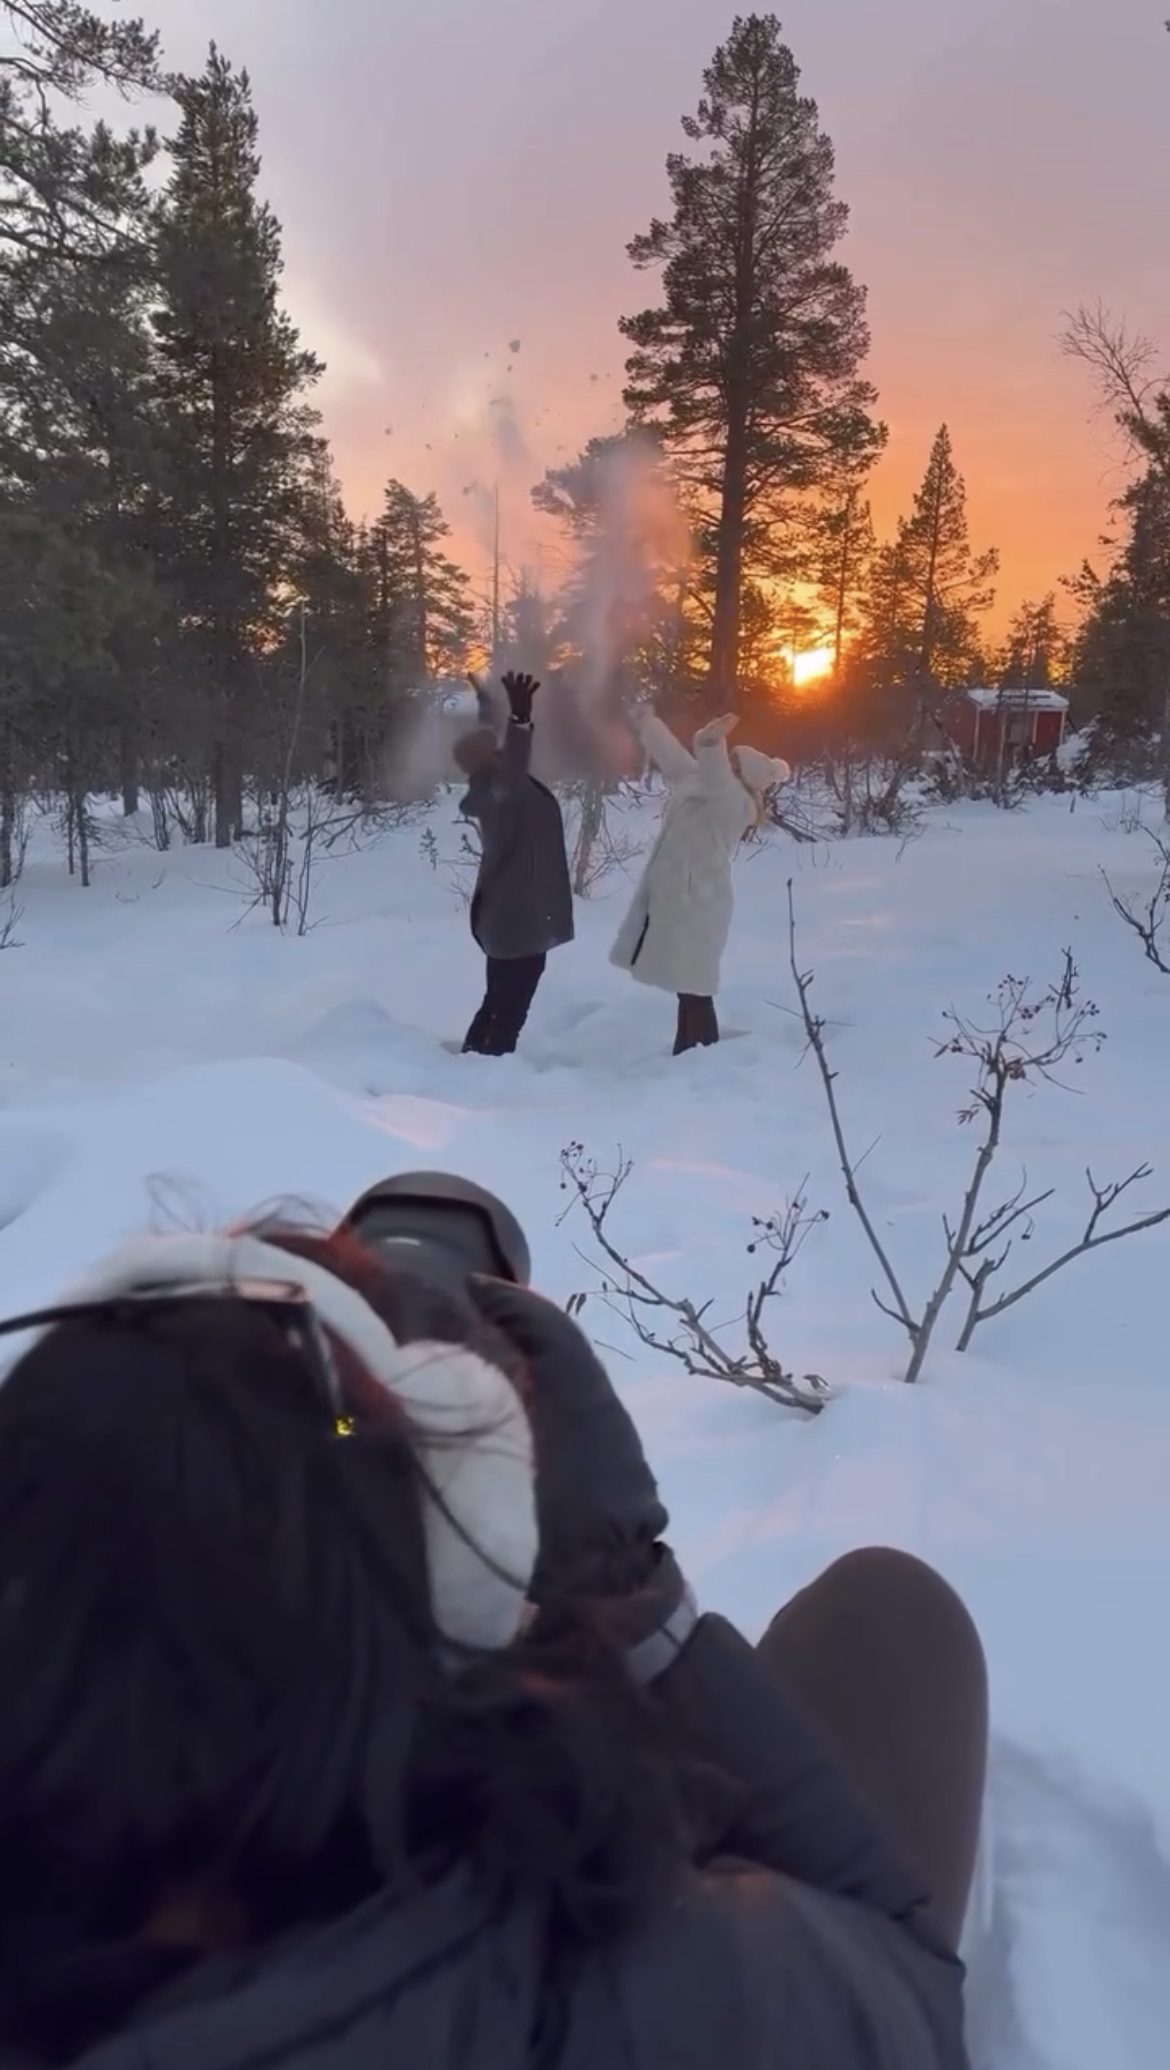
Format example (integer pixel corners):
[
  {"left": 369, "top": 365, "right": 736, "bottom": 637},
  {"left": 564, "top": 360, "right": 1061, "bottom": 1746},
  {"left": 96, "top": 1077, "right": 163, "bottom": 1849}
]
[
  {"left": 0, "top": 1219, "right": 984, "bottom": 2070},
  {"left": 454, "top": 670, "right": 573, "bottom": 1056}
]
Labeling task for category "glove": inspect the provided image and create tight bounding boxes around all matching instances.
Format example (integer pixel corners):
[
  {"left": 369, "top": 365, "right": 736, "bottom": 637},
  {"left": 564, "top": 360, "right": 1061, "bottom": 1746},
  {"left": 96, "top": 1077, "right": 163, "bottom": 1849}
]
[
  {"left": 501, "top": 670, "right": 539, "bottom": 725},
  {"left": 467, "top": 1276, "right": 676, "bottom": 1615}
]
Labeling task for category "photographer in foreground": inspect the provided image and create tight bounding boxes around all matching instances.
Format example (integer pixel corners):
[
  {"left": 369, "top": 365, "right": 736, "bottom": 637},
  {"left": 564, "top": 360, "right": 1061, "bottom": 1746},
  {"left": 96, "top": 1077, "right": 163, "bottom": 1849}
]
[
  {"left": 0, "top": 1189, "right": 983, "bottom": 2070},
  {"left": 348, "top": 1173, "right": 987, "bottom": 2037}
]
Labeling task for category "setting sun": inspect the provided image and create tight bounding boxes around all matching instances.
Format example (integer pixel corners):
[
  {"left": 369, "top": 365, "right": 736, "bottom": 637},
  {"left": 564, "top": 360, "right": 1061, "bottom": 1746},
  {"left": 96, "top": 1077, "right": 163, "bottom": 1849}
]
[{"left": 789, "top": 645, "right": 835, "bottom": 688}]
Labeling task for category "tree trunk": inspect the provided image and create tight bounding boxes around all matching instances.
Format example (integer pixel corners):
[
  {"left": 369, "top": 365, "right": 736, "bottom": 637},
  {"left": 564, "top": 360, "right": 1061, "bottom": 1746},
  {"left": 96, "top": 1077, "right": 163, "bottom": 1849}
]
[
  {"left": 0, "top": 723, "right": 14, "bottom": 890},
  {"left": 212, "top": 738, "right": 241, "bottom": 848},
  {"left": 709, "top": 410, "right": 749, "bottom": 704},
  {"left": 120, "top": 716, "right": 140, "bottom": 816},
  {"left": 571, "top": 782, "right": 606, "bottom": 895},
  {"left": 76, "top": 789, "right": 91, "bottom": 888}
]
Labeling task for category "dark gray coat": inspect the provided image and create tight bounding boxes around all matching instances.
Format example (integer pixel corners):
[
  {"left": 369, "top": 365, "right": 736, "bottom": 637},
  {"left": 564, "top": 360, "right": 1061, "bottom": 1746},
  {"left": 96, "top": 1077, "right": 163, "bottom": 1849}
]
[
  {"left": 22, "top": 1848, "right": 965, "bottom": 2070},
  {"left": 9, "top": 1617, "right": 968, "bottom": 2070},
  {"left": 460, "top": 723, "right": 574, "bottom": 961},
  {"left": 0, "top": 1615, "right": 968, "bottom": 2070}
]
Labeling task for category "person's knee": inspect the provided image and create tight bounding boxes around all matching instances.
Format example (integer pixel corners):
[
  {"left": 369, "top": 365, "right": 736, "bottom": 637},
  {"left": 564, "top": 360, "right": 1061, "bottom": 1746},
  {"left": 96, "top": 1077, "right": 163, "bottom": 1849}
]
[{"left": 818, "top": 1548, "right": 986, "bottom": 1665}]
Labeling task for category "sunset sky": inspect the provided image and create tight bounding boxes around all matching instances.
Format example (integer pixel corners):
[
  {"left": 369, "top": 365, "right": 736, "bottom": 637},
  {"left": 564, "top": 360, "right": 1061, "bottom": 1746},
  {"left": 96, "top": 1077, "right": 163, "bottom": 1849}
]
[{"left": 155, "top": 0, "right": 1170, "bottom": 633}]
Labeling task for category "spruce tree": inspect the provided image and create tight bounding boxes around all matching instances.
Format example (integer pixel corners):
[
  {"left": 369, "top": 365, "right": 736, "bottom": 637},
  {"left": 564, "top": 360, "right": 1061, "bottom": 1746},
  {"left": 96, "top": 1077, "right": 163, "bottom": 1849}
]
[
  {"left": 532, "top": 429, "right": 689, "bottom": 696},
  {"left": 0, "top": 6, "right": 163, "bottom": 824},
  {"left": 0, "top": 2, "right": 160, "bottom": 278},
  {"left": 996, "top": 595, "right": 1068, "bottom": 689},
  {"left": 151, "top": 44, "right": 325, "bottom": 845},
  {"left": 620, "top": 13, "right": 881, "bottom": 699},
  {"left": 1072, "top": 470, "right": 1170, "bottom": 782},
  {"left": 814, "top": 483, "right": 877, "bottom": 680},
  {"left": 860, "top": 426, "right": 998, "bottom": 694},
  {"left": 366, "top": 483, "right": 474, "bottom": 684}
]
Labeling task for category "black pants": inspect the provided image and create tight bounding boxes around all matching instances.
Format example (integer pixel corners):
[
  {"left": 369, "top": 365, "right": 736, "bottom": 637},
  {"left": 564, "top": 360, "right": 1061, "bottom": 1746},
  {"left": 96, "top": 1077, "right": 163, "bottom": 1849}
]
[
  {"left": 758, "top": 1548, "right": 988, "bottom": 1953},
  {"left": 463, "top": 953, "right": 547, "bottom": 1056},
  {"left": 674, "top": 993, "right": 719, "bottom": 1056}
]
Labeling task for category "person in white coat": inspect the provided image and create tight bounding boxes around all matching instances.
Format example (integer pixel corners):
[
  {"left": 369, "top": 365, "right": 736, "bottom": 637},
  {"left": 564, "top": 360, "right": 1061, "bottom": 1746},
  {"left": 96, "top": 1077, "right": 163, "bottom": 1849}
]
[{"left": 610, "top": 708, "right": 790, "bottom": 1054}]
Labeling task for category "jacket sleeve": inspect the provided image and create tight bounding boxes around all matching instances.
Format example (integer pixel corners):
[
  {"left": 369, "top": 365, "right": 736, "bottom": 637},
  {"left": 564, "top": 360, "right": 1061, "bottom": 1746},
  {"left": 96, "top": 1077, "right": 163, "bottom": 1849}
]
[
  {"left": 637, "top": 713, "right": 697, "bottom": 785},
  {"left": 498, "top": 718, "right": 534, "bottom": 787},
  {"left": 650, "top": 1611, "right": 943, "bottom": 1954}
]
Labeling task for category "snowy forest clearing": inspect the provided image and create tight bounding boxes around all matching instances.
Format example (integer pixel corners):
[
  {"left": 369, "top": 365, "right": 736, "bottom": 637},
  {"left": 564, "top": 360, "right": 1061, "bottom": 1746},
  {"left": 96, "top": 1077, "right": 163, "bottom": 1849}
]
[{"left": 1, "top": 787, "right": 1169, "bottom": 2067}]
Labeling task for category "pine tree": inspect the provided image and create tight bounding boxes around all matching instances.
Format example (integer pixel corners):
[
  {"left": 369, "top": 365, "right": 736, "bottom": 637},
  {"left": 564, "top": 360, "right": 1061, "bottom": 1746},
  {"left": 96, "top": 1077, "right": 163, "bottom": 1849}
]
[
  {"left": 497, "top": 573, "right": 560, "bottom": 680},
  {"left": 532, "top": 429, "right": 689, "bottom": 697},
  {"left": 1072, "top": 469, "right": 1170, "bottom": 782},
  {"left": 151, "top": 44, "right": 325, "bottom": 845},
  {"left": 0, "top": 6, "right": 163, "bottom": 824},
  {"left": 995, "top": 594, "right": 1068, "bottom": 689},
  {"left": 860, "top": 427, "right": 998, "bottom": 695},
  {"left": 620, "top": 13, "right": 882, "bottom": 699},
  {"left": 0, "top": 506, "right": 132, "bottom": 883},
  {"left": 0, "top": 2, "right": 160, "bottom": 280},
  {"left": 813, "top": 483, "right": 877, "bottom": 679},
  {"left": 366, "top": 482, "right": 474, "bottom": 685}
]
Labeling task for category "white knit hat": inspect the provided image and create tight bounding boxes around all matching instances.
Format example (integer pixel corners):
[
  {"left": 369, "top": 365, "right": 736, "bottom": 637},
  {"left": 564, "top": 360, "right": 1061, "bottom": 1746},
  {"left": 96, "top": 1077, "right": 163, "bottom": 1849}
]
[
  {"left": 734, "top": 745, "right": 790, "bottom": 796},
  {"left": 59, "top": 1231, "right": 539, "bottom": 1654}
]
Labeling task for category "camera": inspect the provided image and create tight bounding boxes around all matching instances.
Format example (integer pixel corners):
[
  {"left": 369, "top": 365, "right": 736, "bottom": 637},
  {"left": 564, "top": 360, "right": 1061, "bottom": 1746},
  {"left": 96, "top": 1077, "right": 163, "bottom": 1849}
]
[{"left": 340, "top": 1171, "right": 531, "bottom": 1295}]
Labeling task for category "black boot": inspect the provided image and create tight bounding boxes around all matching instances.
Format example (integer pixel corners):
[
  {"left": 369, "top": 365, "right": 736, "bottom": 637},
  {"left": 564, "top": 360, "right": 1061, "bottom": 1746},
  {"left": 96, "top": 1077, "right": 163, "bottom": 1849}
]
[{"left": 674, "top": 994, "right": 719, "bottom": 1055}]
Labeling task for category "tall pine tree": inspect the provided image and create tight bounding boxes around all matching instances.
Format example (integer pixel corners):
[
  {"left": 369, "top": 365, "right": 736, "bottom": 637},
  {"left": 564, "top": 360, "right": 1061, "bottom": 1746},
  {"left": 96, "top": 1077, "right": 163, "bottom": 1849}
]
[
  {"left": 151, "top": 45, "right": 325, "bottom": 845},
  {"left": 859, "top": 426, "right": 998, "bottom": 695},
  {"left": 1072, "top": 469, "right": 1170, "bottom": 783},
  {"left": 532, "top": 429, "right": 689, "bottom": 696},
  {"left": 620, "top": 13, "right": 881, "bottom": 700},
  {"left": 366, "top": 483, "right": 474, "bottom": 685},
  {"left": 0, "top": 4, "right": 163, "bottom": 834},
  {"left": 814, "top": 482, "right": 877, "bottom": 680}
]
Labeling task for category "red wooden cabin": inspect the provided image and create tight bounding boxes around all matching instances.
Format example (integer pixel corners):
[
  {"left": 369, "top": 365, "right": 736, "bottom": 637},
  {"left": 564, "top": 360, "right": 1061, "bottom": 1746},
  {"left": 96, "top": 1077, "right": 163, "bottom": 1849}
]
[{"left": 948, "top": 688, "right": 1068, "bottom": 770}]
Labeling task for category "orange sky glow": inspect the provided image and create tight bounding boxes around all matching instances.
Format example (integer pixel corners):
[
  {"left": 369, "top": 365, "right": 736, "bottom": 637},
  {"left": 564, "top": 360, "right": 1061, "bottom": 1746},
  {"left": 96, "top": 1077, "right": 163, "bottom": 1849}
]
[{"left": 155, "top": 0, "right": 1170, "bottom": 646}]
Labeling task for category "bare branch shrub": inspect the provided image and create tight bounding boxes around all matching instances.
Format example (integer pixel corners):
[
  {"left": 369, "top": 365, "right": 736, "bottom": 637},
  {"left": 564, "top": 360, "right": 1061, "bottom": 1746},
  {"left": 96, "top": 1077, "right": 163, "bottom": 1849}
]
[
  {"left": 1102, "top": 830, "right": 1170, "bottom": 976},
  {"left": 229, "top": 608, "right": 411, "bottom": 935},
  {"left": 952, "top": 1162, "right": 1170, "bottom": 1350},
  {"left": 787, "top": 881, "right": 1170, "bottom": 1380},
  {"left": 558, "top": 1140, "right": 830, "bottom": 1413},
  {"left": 0, "top": 893, "right": 23, "bottom": 949},
  {"left": 419, "top": 822, "right": 479, "bottom": 908},
  {"left": 316, "top": 796, "right": 429, "bottom": 853},
  {"left": 1060, "top": 302, "right": 1168, "bottom": 478},
  {"left": 561, "top": 781, "right": 643, "bottom": 893},
  {"left": 822, "top": 745, "right": 926, "bottom": 839},
  {"left": 1098, "top": 790, "right": 1155, "bottom": 836}
]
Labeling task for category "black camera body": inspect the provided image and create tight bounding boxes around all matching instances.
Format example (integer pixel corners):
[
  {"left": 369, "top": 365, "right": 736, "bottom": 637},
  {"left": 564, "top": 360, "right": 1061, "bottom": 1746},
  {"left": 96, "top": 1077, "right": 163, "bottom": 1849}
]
[{"left": 341, "top": 1172, "right": 531, "bottom": 1292}]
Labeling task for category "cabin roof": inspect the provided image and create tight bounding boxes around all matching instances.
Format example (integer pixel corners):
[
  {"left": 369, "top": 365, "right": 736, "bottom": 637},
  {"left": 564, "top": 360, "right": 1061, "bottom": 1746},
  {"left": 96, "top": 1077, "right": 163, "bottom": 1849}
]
[{"left": 964, "top": 687, "right": 1069, "bottom": 712}]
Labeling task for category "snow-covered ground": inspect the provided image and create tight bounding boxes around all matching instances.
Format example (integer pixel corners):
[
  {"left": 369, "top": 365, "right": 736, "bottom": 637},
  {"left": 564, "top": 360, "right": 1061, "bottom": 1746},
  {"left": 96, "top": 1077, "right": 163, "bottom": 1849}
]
[{"left": 2, "top": 781, "right": 1169, "bottom": 2067}]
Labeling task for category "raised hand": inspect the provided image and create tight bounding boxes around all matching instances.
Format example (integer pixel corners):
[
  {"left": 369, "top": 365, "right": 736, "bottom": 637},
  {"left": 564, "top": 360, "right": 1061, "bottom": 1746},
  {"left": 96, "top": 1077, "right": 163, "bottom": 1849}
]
[
  {"left": 467, "top": 671, "right": 496, "bottom": 722},
  {"left": 501, "top": 671, "right": 540, "bottom": 724},
  {"left": 695, "top": 712, "right": 739, "bottom": 744}
]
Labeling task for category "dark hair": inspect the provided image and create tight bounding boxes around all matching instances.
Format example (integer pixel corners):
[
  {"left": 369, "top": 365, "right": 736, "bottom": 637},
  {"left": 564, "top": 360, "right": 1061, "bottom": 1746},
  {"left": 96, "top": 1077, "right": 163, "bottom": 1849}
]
[
  {"left": 0, "top": 1230, "right": 683, "bottom": 1992},
  {"left": 452, "top": 725, "right": 499, "bottom": 775}
]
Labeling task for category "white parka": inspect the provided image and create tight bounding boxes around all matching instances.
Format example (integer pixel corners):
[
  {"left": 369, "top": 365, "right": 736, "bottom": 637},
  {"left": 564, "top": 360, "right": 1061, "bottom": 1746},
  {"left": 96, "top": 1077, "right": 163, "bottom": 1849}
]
[{"left": 610, "top": 716, "right": 775, "bottom": 999}]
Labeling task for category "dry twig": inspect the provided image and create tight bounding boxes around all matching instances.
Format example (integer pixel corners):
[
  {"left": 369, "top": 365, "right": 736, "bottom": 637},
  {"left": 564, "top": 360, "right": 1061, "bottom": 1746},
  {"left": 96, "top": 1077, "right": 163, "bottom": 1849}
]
[
  {"left": 558, "top": 1141, "right": 829, "bottom": 1413},
  {"left": 787, "top": 880, "right": 1170, "bottom": 1378},
  {"left": 1102, "top": 832, "right": 1170, "bottom": 976}
]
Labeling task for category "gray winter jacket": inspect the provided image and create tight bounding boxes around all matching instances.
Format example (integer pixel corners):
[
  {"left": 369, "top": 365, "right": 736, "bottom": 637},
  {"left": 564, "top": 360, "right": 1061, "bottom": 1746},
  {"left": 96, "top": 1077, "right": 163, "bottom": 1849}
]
[
  {"left": 460, "top": 722, "right": 574, "bottom": 961},
  {"left": 0, "top": 1613, "right": 969, "bottom": 2070},
  {"left": 23, "top": 1850, "right": 966, "bottom": 2070}
]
